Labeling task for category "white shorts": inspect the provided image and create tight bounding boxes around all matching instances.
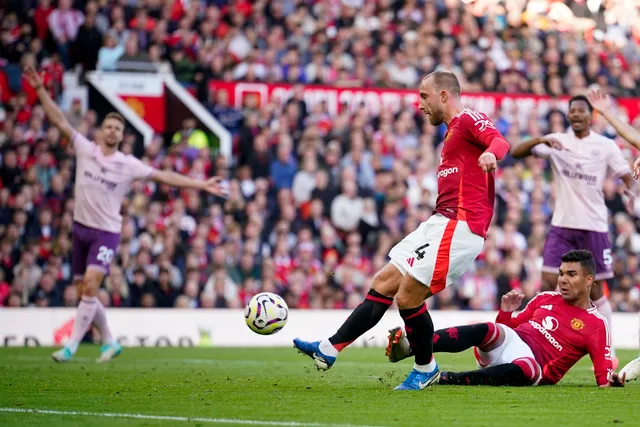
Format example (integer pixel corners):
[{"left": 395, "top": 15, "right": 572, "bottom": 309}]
[
  {"left": 474, "top": 324, "right": 542, "bottom": 386},
  {"left": 388, "top": 214, "right": 484, "bottom": 294}
]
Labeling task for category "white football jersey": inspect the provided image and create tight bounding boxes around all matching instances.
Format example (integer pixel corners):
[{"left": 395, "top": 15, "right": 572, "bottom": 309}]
[{"left": 532, "top": 131, "right": 630, "bottom": 233}]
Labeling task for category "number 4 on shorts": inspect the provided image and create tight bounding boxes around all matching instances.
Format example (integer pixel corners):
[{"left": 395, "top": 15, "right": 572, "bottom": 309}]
[{"left": 414, "top": 243, "right": 430, "bottom": 260}]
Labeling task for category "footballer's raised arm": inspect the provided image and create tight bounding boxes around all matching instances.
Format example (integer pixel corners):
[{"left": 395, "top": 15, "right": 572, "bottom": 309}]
[
  {"left": 511, "top": 138, "right": 545, "bottom": 159},
  {"left": 150, "top": 169, "right": 228, "bottom": 197},
  {"left": 588, "top": 89, "right": 640, "bottom": 151},
  {"left": 23, "top": 66, "right": 75, "bottom": 142},
  {"left": 510, "top": 135, "right": 566, "bottom": 159}
]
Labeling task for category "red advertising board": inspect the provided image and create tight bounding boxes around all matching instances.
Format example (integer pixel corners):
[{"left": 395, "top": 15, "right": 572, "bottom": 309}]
[
  {"left": 209, "top": 81, "right": 640, "bottom": 125},
  {"left": 91, "top": 73, "right": 166, "bottom": 132}
]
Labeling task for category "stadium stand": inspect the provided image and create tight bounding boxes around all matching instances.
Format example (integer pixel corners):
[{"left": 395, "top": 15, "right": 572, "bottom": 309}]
[{"left": 0, "top": 0, "right": 639, "bottom": 313}]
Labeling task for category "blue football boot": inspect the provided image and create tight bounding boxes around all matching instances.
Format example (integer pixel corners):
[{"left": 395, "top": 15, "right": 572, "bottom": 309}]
[
  {"left": 293, "top": 338, "right": 336, "bottom": 370},
  {"left": 394, "top": 365, "right": 440, "bottom": 390}
]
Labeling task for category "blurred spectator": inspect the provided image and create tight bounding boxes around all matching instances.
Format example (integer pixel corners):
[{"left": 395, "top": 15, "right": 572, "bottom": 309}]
[
  {"left": 210, "top": 90, "right": 244, "bottom": 136},
  {"left": 0, "top": 270, "right": 10, "bottom": 306},
  {"left": 269, "top": 137, "right": 297, "bottom": 190},
  {"left": 331, "top": 180, "right": 363, "bottom": 233},
  {"left": 47, "top": 0, "right": 84, "bottom": 67},
  {"left": 172, "top": 117, "right": 209, "bottom": 151},
  {"left": 155, "top": 267, "right": 178, "bottom": 308},
  {"left": 292, "top": 153, "right": 318, "bottom": 205},
  {"left": 72, "top": 12, "right": 103, "bottom": 72},
  {"left": 97, "top": 32, "right": 125, "bottom": 71}
]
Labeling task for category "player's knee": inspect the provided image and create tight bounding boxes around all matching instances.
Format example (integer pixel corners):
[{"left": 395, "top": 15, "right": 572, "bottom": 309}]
[
  {"left": 81, "top": 283, "right": 99, "bottom": 297},
  {"left": 395, "top": 276, "right": 427, "bottom": 309},
  {"left": 478, "top": 323, "right": 504, "bottom": 352},
  {"left": 512, "top": 357, "right": 542, "bottom": 386},
  {"left": 371, "top": 263, "right": 403, "bottom": 298},
  {"left": 395, "top": 287, "right": 412, "bottom": 310},
  {"left": 82, "top": 273, "right": 103, "bottom": 297},
  {"left": 590, "top": 281, "right": 604, "bottom": 300}
]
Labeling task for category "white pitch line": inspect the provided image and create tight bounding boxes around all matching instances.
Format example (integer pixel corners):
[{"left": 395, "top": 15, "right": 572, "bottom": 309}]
[
  {"left": 14, "top": 356, "right": 393, "bottom": 367},
  {"left": 0, "top": 408, "right": 390, "bottom": 427},
  {"left": 13, "top": 356, "right": 603, "bottom": 372}
]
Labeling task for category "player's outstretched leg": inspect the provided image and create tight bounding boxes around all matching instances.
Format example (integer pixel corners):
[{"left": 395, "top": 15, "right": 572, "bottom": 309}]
[
  {"left": 52, "top": 268, "right": 120, "bottom": 363},
  {"left": 439, "top": 358, "right": 541, "bottom": 386},
  {"left": 52, "top": 276, "right": 101, "bottom": 362},
  {"left": 94, "top": 297, "right": 121, "bottom": 363},
  {"left": 394, "top": 275, "right": 439, "bottom": 390},
  {"left": 387, "top": 322, "right": 503, "bottom": 362},
  {"left": 293, "top": 263, "right": 401, "bottom": 370}
]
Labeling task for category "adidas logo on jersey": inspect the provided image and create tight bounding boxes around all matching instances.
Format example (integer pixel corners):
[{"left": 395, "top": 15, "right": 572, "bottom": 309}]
[
  {"left": 406, "top": 257, "right": 415, "bottom": 267},
  {"left": 541, "top": 305, "right": 553, "bottom": 311}
]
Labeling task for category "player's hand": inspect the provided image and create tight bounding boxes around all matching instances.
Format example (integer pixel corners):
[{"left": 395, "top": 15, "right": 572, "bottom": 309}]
[
  {"left": 478, "top": 151, "right": 497, "bottom": 173},
  {"left": 606, "top": 371, "right": 626, "bottom": 387},
  {"left": 633, "top": 157, "right": 640, "bottom": 179},
  {"left": 622, "top": 189, "right": 636, "bottom": 213},
  {"left": 500, "top": 290, "right": 524, "bottom": 312},
  {"left": 23, "top": 65, "right": 43, "bottom": 88},
  {"left": 201, "top": 177, "right": 229, "bottom": 197},
  {"left": 541, "top": 137, "right": 565, "bottom": 150},
  {"left": 587, "top": 89, "right": 611, "bottom": 114}
]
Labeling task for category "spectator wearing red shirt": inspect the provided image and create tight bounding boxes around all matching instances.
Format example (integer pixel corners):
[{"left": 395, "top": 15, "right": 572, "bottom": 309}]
[{"left": 34, "top": 0, "right": 54, "bottom": 41}]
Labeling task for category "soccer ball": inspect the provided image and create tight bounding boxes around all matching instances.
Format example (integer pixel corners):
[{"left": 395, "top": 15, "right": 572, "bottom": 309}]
[
  {"left": 619, "top": 356, "right": 640, "bottom": 382},
  {"left": 244, "top": 292, "right": 289, "bottom": 335}
]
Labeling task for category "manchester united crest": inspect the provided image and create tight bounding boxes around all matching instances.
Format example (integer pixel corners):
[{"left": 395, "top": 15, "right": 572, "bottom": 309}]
[
  {"left": 125, "top": 98, "right": 146, "bottom": 117},
  {"left": 571, "top": 318, "right": 585, "bottom": 331}
]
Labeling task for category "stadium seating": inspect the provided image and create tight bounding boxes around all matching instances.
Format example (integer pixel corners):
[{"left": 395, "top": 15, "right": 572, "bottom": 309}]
[{"left": 0, "top": 0, "right": 639, "bottom": 313}]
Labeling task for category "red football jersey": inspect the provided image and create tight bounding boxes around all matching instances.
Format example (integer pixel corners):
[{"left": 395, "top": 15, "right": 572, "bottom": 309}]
[
  {"left": 434, "top": 109, "right": 510, "bottom": 238},
  {"left": 496, "top": 292, "right": 612, "bottom": 386}
]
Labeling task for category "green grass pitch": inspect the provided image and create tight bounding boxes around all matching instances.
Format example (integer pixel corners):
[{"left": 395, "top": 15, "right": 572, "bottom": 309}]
[{"left": 0, "top": 347, "right": 638, "bottom": 427}]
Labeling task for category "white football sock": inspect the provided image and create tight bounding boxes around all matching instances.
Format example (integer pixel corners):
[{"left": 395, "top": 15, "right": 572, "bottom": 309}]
[
  {"left": 93, "top": 300, "right": 116, "bottom": 346},
  {"left": 319, "top": 339, "right": 339, "bottom": 358},
  {"left": 66, "top": 296, "right": 99, "bottom": 354},
  {"left": 593, "top": 296, "right": 616, "bottom": 358},
  {"left": 414, "top": 358, "right": 437, "bottom": 373}
]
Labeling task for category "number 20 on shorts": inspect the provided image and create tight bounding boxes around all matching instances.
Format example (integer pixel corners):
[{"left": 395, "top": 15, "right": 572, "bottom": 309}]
[{"left": 97, "top": 246, "right": 114, "bottom": 265}]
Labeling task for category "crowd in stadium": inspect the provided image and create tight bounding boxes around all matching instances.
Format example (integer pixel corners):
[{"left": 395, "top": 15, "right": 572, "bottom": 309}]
[{"left": 1, "top": 0, "right": 640, "bottom": 312}]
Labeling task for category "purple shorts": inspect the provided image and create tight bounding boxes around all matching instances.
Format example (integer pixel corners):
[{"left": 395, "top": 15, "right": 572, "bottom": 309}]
[
  {"left": 72, "top": 222, "right": 120, "bottom": 279},
  {"left": 542, "top": 226, "right": 613, "bottom": 280}
]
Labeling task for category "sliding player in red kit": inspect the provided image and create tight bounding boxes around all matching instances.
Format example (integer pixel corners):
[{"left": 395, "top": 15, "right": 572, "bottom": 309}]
[
  {"left": 294, "top": 70, "right": 511, "bottom": 390},
  {"left": 387, "top": 250, "right": 626, "bottom": 387}
]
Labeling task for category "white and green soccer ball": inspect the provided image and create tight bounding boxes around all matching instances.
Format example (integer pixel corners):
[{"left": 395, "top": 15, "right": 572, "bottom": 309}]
[{"left": 244, "top": 292, "right": 289, "bottom": 335}]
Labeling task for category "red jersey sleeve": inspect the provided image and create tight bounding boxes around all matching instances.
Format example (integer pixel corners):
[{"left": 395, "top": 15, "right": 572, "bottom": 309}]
[
  {"left": 459, "top": 110, "right": 510, "bottom": 160},
  {"left": 587, "top": 317, "right": 613, "bottom": 386},
  {"left": 495, "top": 293, "right": 549, "bottom": 328}
]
